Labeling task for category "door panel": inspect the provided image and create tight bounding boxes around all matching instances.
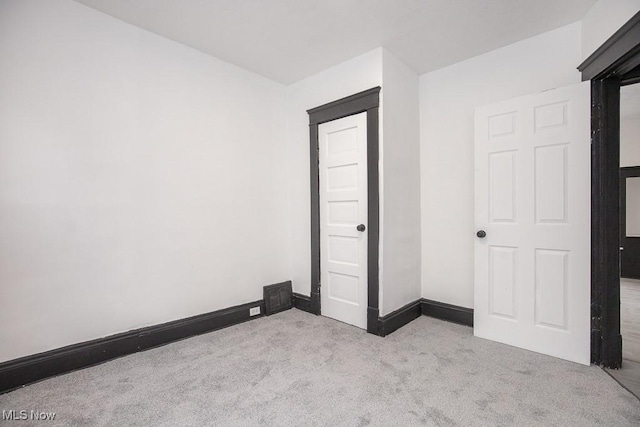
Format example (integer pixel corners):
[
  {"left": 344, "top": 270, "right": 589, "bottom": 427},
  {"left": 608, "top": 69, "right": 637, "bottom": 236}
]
[
  {"left": 534, "top": 249, "right": 568, "bottom": 329},
  {"left": 489, "top": 150, "right": 517, "bottom": 222},
  {"left": 535, "top": 144, "right": 568, "bottom": 223},
  {"left": 488, "top": 245, "right": 518, "bottom": 319},
  {"left": 474, "top": 82, "right": 591, "bottom": 365},
  {"left": 319, "top": 112, "right": 368, "bottom": 329}
]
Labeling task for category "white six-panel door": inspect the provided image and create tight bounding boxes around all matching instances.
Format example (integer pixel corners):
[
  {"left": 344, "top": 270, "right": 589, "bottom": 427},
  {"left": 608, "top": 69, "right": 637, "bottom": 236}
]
[
  {"left": 319, "top": 112, "right": 368, "bottom": 329},
  {"left": 474, "top": 82, "right": 591, "bottom": 365}
]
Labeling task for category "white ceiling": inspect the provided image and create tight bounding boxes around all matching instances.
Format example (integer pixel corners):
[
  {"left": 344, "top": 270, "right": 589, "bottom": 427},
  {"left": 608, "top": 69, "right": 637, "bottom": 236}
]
[{"left": 74, "top": 0, "right": 597, "bottom": 84}]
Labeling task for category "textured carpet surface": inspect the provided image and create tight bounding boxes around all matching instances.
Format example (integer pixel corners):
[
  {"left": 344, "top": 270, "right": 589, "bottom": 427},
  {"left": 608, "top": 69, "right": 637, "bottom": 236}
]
[{"left": 1, "top": 309, "right": 640, "bottom": 426}]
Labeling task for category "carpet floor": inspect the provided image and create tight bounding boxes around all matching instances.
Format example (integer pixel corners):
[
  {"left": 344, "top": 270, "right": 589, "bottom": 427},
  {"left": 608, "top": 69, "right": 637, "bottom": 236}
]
[{"left": 1, "top": 309, "right": 640, "bottom": 426}]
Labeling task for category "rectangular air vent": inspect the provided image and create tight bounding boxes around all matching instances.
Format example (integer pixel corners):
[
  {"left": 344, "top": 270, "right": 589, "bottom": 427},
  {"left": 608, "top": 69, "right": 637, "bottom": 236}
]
[{"left": 263, "top": 281, "right": 292, "bottom": 316}]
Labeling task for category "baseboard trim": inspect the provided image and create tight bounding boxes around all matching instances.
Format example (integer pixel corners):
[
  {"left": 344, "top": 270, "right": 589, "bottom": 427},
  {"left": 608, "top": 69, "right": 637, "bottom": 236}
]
[
  {"left": 376, "top": 298, "right": 473, "bottom": 337},
  {"left": 292, "top": 293, "right": 313, "bottom": 314},
  {"left": 367, "top": 307, "right": 381, "bottom": 335},
  {"left": 378, "top": 299, "right": 422, "bottom": 337},
  {"left": 0, "top": 294, "right": 474, "bottom": 393},
  {"left": 0, "top": 299, "right": 265, "bottom": 394},
  {"left": 421, "top": 299, "right": 473, "bottom": 327}
]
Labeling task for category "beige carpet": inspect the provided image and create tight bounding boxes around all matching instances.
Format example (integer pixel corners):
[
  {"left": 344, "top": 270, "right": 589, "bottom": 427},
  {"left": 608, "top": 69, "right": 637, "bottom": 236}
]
[{"left": 1, "top": 309, "right": 639, "bottom": 426}]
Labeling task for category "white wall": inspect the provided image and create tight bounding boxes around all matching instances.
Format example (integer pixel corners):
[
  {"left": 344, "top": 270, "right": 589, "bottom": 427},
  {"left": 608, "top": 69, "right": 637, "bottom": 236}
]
[
  {"left": 582, "top": 0, "right": 640, "bottom": 60},
  {"left": 1, "top": 1, "right": 607, "bottom": 363},
  {"left": 0, "top": 0, "right": 289, "bottom": 362},
  {"left": 419, "top": 22, "right": 583, "bottom": 308},
  {"left": 286, "top": 48, "right": 422, "bottom": 317},
  {"left": 286, "top": 49, "right": 383, "bottom": 297},
  {"left": 379, "top": 50, "right": 421, "bottom": 315}
]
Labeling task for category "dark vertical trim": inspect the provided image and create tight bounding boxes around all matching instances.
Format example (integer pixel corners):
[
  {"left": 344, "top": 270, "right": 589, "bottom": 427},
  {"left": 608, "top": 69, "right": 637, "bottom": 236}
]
[
  {"left": 367, "top": 307, "right": 381, "bottom": 335},
  {"left": 581, "top": 12, "right": 640, "bottom": 369},
  {"left": 620, "top": 170, "right": 629, "bottom": 279},
  {"left": 309, "top": 124, "right": 321, "bottom": 315},
  {"left": 621, "top": 172, "right": 627, "bottom": 243},
  {"left": 307, "top": 87, "right": 381, "bottom": 334},
  {"left": 591, "top": 79, "right": 622, "bottom": 368},
  {"left": 366, "top": 107, "right": 380, "bottom": 335}
]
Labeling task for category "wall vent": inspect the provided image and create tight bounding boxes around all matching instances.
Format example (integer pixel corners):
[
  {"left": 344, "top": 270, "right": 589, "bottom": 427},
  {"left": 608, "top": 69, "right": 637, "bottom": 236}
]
[{"left": 263, "top": 281, "right": 292, "bottom": 315}]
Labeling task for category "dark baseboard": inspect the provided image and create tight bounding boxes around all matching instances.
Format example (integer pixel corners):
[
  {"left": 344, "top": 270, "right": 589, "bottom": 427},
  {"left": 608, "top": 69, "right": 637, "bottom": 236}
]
[
  {"left": 310, "top": 291, "right": 321, "bottom": 315},
  {"left": 367, "top": 306, "right": 381, "bottom": 335},
  {"left": 292, "top": 293, "right": 313, "bottom": 314},
  {"left": 0, "top": 292, "right": 474, "bottom": 394},
  {"left": 377, "top": 300, "right": 422, "bottom": 337},
  {"left": 293, "top": 295, "right": 472, "bottom": 336},
  {"left": 375, "top": 298, "right": 473, "bottom": 337},
  {"left": 421, "top": 299, "right": 473, "bottom": 327},
  {"left": 0, "top": 300, "right": 265, "bottom": 394}
]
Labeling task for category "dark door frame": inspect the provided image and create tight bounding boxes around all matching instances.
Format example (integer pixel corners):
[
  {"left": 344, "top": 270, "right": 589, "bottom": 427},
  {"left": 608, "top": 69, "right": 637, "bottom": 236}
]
[
  {"left": 307, "top": 87, "right": 381, "bottom": 335},
  {"left": 578, "top": 11, "right": 640, "bottom": 368},
  {"left": 620, "top": 166, "right": 640, "bottom": 279}
]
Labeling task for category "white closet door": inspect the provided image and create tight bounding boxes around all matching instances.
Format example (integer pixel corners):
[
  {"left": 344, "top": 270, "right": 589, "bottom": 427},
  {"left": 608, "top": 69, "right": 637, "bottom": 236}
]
[
  {"left": 319, "top": 112, "right": 368, "bottom": 329},
  {"left": 474, "top": 82, "right": 591, "bottom": 365}
]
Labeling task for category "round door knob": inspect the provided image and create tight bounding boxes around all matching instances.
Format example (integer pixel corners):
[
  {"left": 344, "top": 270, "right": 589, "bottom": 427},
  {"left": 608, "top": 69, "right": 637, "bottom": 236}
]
[
  {"left": 477, "top": 230, "right": 486, "bottom": 238},
  {"left": 357, "top": 224, "right": 366, "bottom": 232}
]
